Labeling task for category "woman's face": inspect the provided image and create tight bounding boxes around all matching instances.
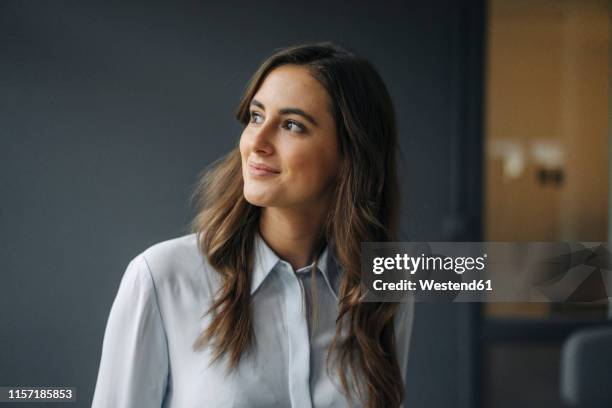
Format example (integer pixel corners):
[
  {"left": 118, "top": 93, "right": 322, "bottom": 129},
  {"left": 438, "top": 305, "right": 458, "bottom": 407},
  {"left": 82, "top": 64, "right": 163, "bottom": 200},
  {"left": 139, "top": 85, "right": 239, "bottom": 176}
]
[{"left": 239, "top": 64, "right": 340, "bottom": 211}]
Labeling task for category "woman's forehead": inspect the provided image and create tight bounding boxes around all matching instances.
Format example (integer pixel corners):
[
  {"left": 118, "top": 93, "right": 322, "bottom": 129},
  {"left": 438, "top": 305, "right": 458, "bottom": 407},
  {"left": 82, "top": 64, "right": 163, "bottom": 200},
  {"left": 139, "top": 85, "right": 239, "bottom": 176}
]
[{"left": 252, "top": 65, "right": 331, "bottom": 113}]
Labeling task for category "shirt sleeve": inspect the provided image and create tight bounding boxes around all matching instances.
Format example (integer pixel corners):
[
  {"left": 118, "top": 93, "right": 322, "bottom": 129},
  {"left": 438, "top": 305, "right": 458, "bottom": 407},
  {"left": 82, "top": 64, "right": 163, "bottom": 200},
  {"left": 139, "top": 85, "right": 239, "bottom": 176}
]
[
  {"left": 91, "top": 254, "right": 169, "bottom": 408},
  {"left": 394, "top": 295, "right": 415, "bottom": 408}
]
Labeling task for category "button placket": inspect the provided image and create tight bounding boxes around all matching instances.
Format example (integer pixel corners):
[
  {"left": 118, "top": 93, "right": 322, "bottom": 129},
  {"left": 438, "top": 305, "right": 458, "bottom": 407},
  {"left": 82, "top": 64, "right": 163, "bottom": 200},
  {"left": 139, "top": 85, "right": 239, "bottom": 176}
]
[{"left": 278, "top": 262, "right": 313, "bottom": 408}]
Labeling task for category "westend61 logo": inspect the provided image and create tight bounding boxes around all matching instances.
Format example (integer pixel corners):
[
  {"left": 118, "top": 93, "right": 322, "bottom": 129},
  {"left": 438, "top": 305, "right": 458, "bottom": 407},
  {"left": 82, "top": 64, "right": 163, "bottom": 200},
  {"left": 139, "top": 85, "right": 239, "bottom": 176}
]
[{"left": 360, "top": 242, "right": 612, "bottom": 303}]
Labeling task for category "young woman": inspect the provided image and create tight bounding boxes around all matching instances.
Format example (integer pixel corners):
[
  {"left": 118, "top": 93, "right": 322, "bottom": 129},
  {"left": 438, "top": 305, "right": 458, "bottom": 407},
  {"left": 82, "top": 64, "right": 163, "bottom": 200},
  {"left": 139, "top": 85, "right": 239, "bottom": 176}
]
[{"left": 92, "top": 43, "right": 414, "bottom": 408}]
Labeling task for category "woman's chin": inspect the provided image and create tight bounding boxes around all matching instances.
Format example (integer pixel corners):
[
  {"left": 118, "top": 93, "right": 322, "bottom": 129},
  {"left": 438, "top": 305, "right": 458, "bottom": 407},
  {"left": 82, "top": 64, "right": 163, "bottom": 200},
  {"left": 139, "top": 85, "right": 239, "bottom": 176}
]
[{"left": 243, "top": 190, "right": 277, "bottom": 208}]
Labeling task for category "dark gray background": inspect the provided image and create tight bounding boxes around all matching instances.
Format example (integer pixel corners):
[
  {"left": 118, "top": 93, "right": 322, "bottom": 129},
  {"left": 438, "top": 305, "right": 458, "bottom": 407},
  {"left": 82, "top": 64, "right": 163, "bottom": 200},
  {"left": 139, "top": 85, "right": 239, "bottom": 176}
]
[{"left": 1, "top": 1, "right": 483, "bottom": 406}]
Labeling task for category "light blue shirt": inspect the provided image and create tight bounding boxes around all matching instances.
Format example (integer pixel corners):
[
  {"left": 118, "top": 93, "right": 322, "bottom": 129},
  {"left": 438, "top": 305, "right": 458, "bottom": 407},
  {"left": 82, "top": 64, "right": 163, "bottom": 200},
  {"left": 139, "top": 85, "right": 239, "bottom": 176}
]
[{"left": 91, "top": 233, "right": 414, "bottom": 407}]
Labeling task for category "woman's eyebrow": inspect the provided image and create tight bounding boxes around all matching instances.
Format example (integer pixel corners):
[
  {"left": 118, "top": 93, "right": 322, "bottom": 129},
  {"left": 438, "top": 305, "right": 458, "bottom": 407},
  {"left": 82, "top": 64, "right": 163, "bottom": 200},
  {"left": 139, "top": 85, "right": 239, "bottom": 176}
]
[
  {"left": 250, "top": 99, "right": 318, "bottom": 127},
  {"left": 279, "top": 108, "right": 318, "bottom": 127}
]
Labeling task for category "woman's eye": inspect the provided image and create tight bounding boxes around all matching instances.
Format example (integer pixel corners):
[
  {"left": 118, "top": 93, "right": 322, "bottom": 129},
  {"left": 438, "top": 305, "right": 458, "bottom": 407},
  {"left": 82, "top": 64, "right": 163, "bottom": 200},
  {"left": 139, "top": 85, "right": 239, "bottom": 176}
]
[
  {"left": 249, "top": 112, "right": 264, "bottom": 124},
  {"left": 283, "top": 120, "right": 305, "bottom": 133}
]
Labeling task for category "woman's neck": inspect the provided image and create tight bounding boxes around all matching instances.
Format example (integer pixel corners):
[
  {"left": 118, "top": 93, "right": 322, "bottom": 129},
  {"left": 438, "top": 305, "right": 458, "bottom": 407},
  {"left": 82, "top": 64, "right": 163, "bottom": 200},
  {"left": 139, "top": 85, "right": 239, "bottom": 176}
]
[{"left": 258, "top": 206, "right": 326, "bottom": 271}]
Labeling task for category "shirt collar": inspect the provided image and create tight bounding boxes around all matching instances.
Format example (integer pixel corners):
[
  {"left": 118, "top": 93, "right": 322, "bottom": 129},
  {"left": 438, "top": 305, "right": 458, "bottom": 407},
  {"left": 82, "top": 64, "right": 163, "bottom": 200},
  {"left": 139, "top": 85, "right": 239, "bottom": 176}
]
[{"left": 251, "top": 233, "right": 341, "bottom": 299}]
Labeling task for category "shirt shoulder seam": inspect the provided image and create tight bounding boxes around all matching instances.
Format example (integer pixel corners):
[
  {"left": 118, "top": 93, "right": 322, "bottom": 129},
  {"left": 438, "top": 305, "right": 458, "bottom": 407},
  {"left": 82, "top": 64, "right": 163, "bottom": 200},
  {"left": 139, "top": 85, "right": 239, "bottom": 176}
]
[{"left": 139, "top": 254, "right": 171, "bottom": 359}]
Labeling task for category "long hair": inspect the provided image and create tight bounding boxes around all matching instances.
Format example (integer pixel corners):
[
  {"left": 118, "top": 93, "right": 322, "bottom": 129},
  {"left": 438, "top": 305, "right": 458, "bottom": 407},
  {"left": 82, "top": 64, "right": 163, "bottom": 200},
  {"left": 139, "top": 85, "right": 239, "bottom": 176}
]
[{"left": 191, "top": 43, "right": 403, "bottom": 408}]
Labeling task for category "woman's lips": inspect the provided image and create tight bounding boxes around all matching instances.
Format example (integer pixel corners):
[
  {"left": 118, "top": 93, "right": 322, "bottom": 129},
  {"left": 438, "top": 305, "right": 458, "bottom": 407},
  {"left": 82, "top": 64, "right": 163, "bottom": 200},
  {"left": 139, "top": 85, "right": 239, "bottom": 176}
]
[{"left": 248, "top": 162, "right": 281, "bottom": 177}]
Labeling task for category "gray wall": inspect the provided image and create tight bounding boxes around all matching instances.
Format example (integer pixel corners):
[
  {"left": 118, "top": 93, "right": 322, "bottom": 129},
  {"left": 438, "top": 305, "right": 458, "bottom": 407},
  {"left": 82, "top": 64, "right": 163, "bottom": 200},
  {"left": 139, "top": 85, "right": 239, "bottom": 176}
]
[{"left": 0, "top": 1, "right": 483, "bottom": 407}]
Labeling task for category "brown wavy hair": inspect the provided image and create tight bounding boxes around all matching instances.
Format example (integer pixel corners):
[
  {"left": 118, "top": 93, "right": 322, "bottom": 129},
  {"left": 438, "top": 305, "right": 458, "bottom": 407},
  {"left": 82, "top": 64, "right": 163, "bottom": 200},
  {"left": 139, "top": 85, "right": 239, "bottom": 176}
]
[{"left": 191, "top": 43, "right": 403, "bottom": 408}]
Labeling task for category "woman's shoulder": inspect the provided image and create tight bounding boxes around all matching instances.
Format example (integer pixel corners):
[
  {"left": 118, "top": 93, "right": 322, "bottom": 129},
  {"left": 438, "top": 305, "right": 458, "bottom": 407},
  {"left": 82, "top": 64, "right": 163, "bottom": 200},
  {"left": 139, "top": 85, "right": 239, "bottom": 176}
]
[
  {"left": 135, "top": 233, "right": 214, "bottom": 289},
  {"left": 141, "top": 233, "right": 200, "bottom": 267}
]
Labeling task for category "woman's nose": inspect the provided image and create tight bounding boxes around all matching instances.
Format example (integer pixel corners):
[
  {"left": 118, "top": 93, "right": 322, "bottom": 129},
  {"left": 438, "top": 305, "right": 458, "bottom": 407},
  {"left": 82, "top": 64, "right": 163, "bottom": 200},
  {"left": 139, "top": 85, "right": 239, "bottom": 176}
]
[{"left": 251, "top": 121, "right": 276, "bottom": 154}]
